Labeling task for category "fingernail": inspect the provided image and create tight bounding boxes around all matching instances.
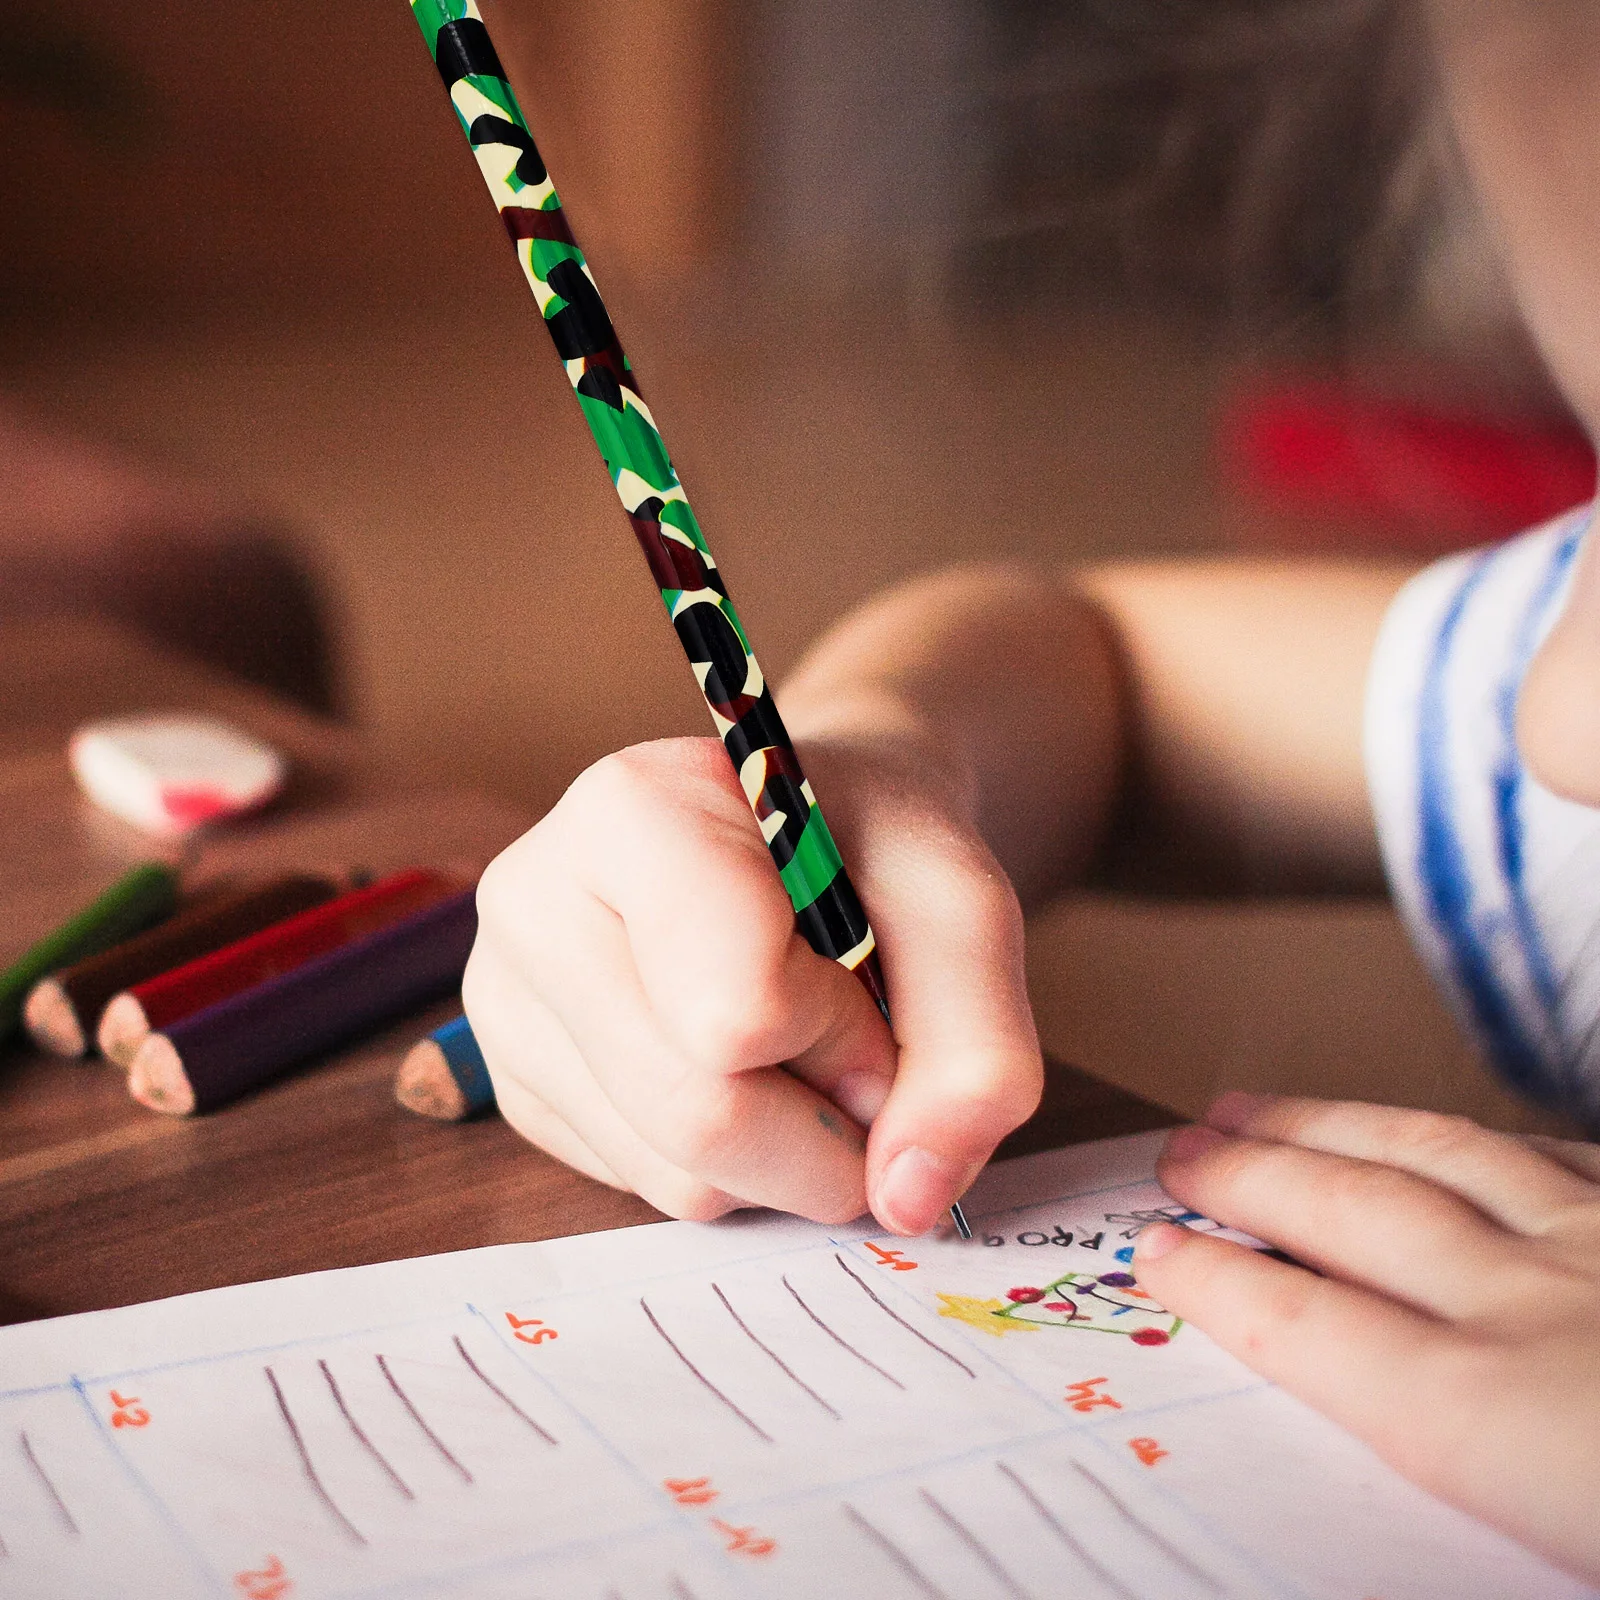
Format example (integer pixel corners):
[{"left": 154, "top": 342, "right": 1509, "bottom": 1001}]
[
  {"left": 1134, "top": 1221, "right": 1186, "bottom": 1262},
  {"left": 1206, "top": 1090, "right": 1264, "bottom": 1132},
  {"left": 832, "top": 1070, "right": 892, "bottom": 1127},
  {"left": 1163, "top": 1124, "right": 1227, "bottom": 1163},
  {"left": 876, "top": 1146, "right": 971, "bottom": 1235}
]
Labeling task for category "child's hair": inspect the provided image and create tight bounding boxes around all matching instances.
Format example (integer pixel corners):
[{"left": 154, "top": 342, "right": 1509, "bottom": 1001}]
[{"left": 977, "top": 0, "right": 1511, "bottom": 343}]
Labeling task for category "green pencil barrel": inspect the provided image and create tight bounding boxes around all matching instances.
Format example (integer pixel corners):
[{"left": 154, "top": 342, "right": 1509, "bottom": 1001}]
[
  {"left": 410, "top": 0, "right": 885, "bottom": 1007},
  {"left": 0, "top": 862, "right": 179, "bottom": 1041}
]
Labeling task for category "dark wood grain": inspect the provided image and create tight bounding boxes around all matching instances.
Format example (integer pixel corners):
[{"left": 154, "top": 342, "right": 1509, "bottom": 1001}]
[{"left": 0, "top": 613, "right": 1175, "bottom": 1326}]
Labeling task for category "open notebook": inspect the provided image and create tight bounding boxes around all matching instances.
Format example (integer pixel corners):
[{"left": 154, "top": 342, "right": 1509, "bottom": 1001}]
[{"left": 0, "top": 1130, "right": 1588, "bottom": 1599}]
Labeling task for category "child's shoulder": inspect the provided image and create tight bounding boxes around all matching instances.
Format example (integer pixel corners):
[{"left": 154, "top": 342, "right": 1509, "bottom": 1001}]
[{"left": 1366, "top": 504, "right": 1600, "bottom": 1126}]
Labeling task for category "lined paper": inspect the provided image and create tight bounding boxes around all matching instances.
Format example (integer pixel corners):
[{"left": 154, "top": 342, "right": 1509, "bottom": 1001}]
[{"left": 0, "top": 1131, "right": 1587, "bottom": 1599}]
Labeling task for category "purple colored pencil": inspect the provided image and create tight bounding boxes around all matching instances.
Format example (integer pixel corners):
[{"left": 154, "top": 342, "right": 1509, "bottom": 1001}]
[{"left": 127, "top": 889, "right": 477, "bottom": 1115}]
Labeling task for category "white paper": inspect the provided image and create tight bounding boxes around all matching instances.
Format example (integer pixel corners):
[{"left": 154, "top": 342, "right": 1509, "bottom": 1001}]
[{"left": 0, "top": 1130, "right": 1586, "bottom": 1599}]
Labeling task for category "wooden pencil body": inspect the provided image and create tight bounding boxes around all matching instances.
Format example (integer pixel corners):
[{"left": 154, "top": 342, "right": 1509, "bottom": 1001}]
[
  {"left": 133, "top": 889, "right": 478, "bottom": 1114},
  {"left": 26, "top": 874, "right": 338, "bottom": 1056},
  {"left": 100, "top": 868, "right": 451, "bottom": 1063}
]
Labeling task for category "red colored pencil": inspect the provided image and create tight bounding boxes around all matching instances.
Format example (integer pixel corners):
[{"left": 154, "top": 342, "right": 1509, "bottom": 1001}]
[
  {"left": 24, "top": 874, "right": 340, "bottom": 1058},
  {"left": 98, "top": 868, "right": 456, "bottom": 1067},
  {"left": 128, "top": 889, "right": 478, "bottom": 1115}
]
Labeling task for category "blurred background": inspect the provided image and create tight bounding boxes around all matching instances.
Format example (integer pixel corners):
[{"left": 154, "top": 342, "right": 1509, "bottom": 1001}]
[{"left": 1, "top": 0, "right": 1589, "bottom": 1128}]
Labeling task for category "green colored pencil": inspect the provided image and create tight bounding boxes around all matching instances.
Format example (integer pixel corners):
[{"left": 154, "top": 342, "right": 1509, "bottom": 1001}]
[{"left": 1, "top": 863, "right": 179, "bottom": 1044}]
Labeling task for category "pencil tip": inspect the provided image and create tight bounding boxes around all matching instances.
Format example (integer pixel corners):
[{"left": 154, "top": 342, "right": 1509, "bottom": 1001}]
[{"left": 949, "top": 1201, "right": 972, "bottom": 1240}]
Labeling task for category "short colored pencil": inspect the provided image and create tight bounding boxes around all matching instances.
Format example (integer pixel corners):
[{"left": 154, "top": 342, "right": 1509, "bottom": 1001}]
[
  {"left": 1, "top": 863, "right": 178, "bottom": 1045},
  {"left": 24, "top": 874, "right": 340, "bottom": 1058},
  {"left": 127, "top": 888, "right": 479, "bottom": 1114},
  {"left": 395, "top": 1013, "right": 495, "bottom": 1121},
  {"left": 98, "top": 868, "right": 454, "bottom": 1067}
]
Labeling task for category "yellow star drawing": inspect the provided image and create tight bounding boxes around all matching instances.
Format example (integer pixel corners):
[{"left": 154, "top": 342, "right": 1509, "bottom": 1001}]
[{"left": 935, "top": 1294, "right": 1039, "bottom": 1337}]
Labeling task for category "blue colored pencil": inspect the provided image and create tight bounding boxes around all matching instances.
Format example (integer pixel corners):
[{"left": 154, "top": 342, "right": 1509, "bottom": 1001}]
[{"left": 394, "top": 1013, "right": 496, "bottom": 1121}]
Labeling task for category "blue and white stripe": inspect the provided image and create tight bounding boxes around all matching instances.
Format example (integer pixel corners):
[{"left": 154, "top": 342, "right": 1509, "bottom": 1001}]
[{"left": 1366, "top": 506, "right": 1600, "bottom": 1128}]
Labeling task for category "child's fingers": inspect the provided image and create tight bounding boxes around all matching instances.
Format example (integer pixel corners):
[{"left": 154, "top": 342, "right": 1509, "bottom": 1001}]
[
  {"left": 856, "top": 829, "right": 1044, "bottom": 1235},
  {"left": 483, "top": 1068, "right": 628, "bottom": 1192},
  {"left": 1522, "top": 1132, "right": 1600, "bottom": 1185},
  {"left": 1156, "top": 1127, "right": 1531, "bottom": 1320},
  {"left": 1205, "top": 1094, "right": 1594, "bottom": 1234},
  {"left": 565, "top": 740, "right": 899, "bottom": 1107},
  {"left": 519, "top": 888, "right": 874, "bottom": 1224},
  {"left": 1131, "top": 1226, "right": 1458, "bottom": 1481},
  {"left": 463, "top": 942, "right": 746, "bottom": 1220}
]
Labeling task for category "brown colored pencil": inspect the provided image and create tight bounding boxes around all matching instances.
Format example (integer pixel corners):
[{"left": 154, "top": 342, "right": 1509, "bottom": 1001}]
[
  {"left": 98, "top": 869, "right": 451, "bottom": 1068},
  {"left": 128, "top": 889, "right": 478, "bottom": 1115},
  {"left": 24, "top": 874, "right": 339, "bottom": 1058}
]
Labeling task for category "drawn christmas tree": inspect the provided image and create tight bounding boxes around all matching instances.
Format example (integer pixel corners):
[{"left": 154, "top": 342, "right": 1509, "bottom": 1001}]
[
  {"left": 936, "top": 1269, "right": 1181, "bottom": 1343},
  {"left": 931, "top": 1203, "right": 1222, "bottom": 1343}
]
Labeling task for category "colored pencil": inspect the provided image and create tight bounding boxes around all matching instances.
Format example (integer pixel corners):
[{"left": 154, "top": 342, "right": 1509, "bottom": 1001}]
[
  {"left": 408, "top": 3, "right": 971, "bottom": 1237},
  {"left": 127, "top": 888, "right": 479, "bottom": 1114},
  {"left": 1, "top": 864, "right": 178, "bottom": 1045},
  {"left": 395, "top": 1013, "right": 495, "bottom": 1121},
  {"left": 25, "top": 874, "right": 340, "bottom": 1058},
  {"left": 98, "top": 868, "right": 454, "bottom": 1068}
]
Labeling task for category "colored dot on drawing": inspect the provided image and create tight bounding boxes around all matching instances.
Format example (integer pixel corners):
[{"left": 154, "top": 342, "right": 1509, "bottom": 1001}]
[
  {"left": 1098, "top": 1272, "right": 1137, "bottom": 1288},
  {"left": 1006, "top": 1287, "right": 1045, "bottom": 1303},
  {"left": 1131, "top": 1328, "right": 1171, "bottom": 1346},
  {"left": 1043, "top": 1301, "right": 1074, "bottom": 1313},
  {"left": 1115, "top": 1246, "right": 1135, "bottom": 1263}
]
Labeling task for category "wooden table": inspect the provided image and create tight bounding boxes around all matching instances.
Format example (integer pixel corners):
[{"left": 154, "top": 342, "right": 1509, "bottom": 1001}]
[{"left": 0, "top": 615, "right": 1174, "bottom": 1326}]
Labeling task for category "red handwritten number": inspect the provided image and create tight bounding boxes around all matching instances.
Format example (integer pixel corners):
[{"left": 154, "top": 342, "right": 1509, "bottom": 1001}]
[
  {"left": 864, "top": 1243, "right": 918, "bottom": 1272},
  {"left": 234, "top": 1556, "right": 291, "bottom": 1599},
  {"left": 1065, "top": 1377, "right": 1122, "bottom": 1413},
  {"left": 108, "top": 1390, "right": 150, "bottom": 1429},
  {"left": 1129, "top": 1436, "right": 1169, "bottom": 1466},
  {"left": 505, "top": 1313, "right": 558, "bottom": 1345},
  {"left": 664, "top": 1476, "right": 719, "bottom": 1506},
  {"left": 711, "top": 1518, "right": 777, "bottom": 1557}
]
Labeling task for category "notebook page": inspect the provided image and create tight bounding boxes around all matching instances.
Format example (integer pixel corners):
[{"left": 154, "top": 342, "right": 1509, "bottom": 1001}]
[{"left": 0, "top": 1130, "right": 1587, "bottom": 1599}]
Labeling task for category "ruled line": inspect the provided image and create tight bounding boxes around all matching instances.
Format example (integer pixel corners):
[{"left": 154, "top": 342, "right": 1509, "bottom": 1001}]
[
  {"left": 453, "top": 1336, "right": 559, "bottom": 1445},
  {"left": 842, "top": 1503, "right": 951, "bottom": 1599},
  {"left": 376, "top": 1354, "right": 474, "bottom": 1484},
  {"left": 1071, "top": 1461, "right": 1223, "bottom": 1593},
  {"left": 996, "top": 1461, "right": 1139, "bottom": 1600},
  {"left": 833, "top": 1254, "right": 976, "bottom": 1377},
  {"left": 265, "top": 1369, "right": 365, "bottom": 1545},
  {"left": 640, "top": 1298, "right": 773, "bottom": 1444},
  {"left": 319, "top": 1359, "right": 413, "bottom": 1500},
  {"left": 711, "top": 1283, "right": 839, "bottom": 1419},
  {"left": 919, "top": 1486, "right": 1027, "bottom": 1591},
  {"left": 19, "top": 1432, "right": 77, "bottom": 1539},
  {"left": 782, "top": 1274, "right": 906, "bottom": 1389}
]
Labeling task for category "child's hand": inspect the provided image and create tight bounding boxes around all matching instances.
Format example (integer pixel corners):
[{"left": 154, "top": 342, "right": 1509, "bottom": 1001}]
[
  {"left": 1135, "top": 1095, "right": 1600, "bottom": 1584},
  {"left": 464, "top": 735, "right": 1043, "bottom": 1233}
]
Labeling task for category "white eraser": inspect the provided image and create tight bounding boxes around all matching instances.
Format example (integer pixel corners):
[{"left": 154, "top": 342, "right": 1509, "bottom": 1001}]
[{"left": 69, "top": 714, "right": 288, "bottom": 836}]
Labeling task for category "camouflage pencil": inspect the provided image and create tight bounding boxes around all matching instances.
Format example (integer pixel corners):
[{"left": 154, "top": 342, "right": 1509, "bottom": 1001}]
[{"left": 408, "top": 3, "right": 972, "bottom": 1237}]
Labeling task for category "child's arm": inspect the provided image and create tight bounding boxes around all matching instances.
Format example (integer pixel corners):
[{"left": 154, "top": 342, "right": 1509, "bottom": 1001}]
[
  {"left": 466, "top": 557, "right": 1412, "bottom": 1234},
  {"left": 1135, "top": 1095, "right": 1600, "bottom": 1585}
]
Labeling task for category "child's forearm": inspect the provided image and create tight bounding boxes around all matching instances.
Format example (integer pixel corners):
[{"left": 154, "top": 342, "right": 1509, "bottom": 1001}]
[
  {"left": 778, "top": 564, "right": 1126, "bottom": 908},
  {"left": 779, "top": 556, "right": 1416, "bottom": 905}
]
